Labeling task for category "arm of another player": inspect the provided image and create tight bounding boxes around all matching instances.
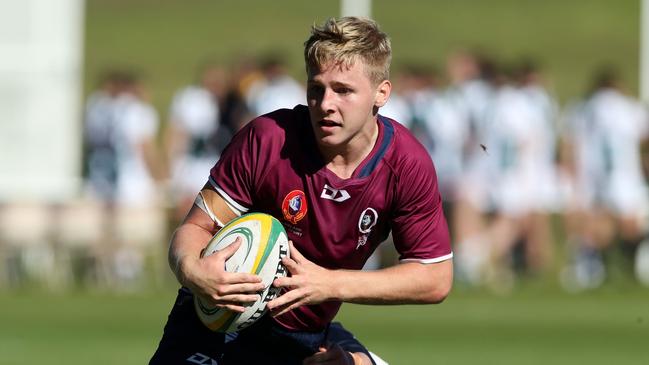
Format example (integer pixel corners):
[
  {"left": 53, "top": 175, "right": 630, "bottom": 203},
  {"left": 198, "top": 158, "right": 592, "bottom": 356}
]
[
  {"left": 169, "top": 185, "right": 265, "bottom": 312},
  {"left": 267, "top": 241, "right": 452, "bottom": 316}
]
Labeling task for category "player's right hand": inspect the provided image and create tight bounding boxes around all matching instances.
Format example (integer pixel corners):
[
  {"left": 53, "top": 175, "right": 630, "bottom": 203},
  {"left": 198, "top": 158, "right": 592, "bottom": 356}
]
[
  {"left": 183, "top": 237, "right": 265, "bottom": 313},
  {"left": 303, "top": 344, "right": 371, "bottom": 365}
]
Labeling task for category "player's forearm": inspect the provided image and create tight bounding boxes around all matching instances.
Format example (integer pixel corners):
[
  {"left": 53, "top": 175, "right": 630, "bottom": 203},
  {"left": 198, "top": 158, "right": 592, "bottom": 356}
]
[
  {"left": 330, "top": 260, "right": 453, "bottom": 305},
  {"left": 168, "top": 223, "right": 214, "bottom": 287}
]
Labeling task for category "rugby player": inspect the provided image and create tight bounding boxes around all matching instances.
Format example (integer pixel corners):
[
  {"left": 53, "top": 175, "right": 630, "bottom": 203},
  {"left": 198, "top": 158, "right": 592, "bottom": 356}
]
[{"left": 150, "top": 16, "right": 453, "bottom": 365}]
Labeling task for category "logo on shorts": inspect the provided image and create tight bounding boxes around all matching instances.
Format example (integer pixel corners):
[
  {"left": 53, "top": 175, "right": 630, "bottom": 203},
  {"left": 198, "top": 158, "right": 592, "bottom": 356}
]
[
  {"left": 282, "top": 190, "right": 308, "bottom": 224},
  {"left": 186, "top": 353, "right": 218, "bottom": 365},
  {"left": 357, "top": 207, "right": 378, "bottom": 249}
]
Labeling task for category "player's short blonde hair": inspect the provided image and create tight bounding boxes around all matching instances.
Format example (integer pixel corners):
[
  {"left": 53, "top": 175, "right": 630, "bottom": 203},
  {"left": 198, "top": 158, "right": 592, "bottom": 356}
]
[{"left": 304, "top": 16, "right": 391, "bottom": 85}]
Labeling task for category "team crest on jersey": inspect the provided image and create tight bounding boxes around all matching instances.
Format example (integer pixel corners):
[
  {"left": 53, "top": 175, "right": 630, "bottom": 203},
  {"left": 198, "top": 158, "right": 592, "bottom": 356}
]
[
  {"left": 282, "top": 190, "right": 308, "bottom": 224},
  {"left": 357, "top": 207, "right": 378, "bottom": 249}
]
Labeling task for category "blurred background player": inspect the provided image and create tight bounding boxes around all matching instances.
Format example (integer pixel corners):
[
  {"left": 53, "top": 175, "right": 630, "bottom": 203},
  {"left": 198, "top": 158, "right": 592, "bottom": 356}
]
[
  {"left": 443, "top": 50, "right": 497, "bottom": 286},
  {"left": 245, "top": 53, "right": 305, "bottom": 117},
  {"left": 560, "top": 67, "right": 649, "bottom": 290},
  {"left": 165, "top": 63, "right": 227, "bottom": 222},
  {"left": 84, "top": 71, "right": 123, "bottom": 204},
  {"left": 486, "top": 60, "right": 561, "bottom": 288},
  {"left": 80, "top": 71, "right": 124, "bottom": 285},
  {"left": 83, "top": 70, "right": 164, "bottom": 288},
  {"left": 417, "top": 63, "right": 468, "bottom": 213},
  {"left": 110, "top": 73, "right": 164, "bottom": 209}
]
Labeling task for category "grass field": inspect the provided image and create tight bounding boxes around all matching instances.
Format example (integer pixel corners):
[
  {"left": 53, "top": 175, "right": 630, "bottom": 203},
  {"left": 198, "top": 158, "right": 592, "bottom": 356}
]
[{"left": 2, "top": 285, "right": 648, "bottom": 365}]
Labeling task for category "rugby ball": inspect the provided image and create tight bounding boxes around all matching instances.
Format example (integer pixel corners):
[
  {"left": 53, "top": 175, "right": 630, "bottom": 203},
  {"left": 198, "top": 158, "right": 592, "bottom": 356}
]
[{"left": 194, "top": 212, "right": 289, "bottom": 332}]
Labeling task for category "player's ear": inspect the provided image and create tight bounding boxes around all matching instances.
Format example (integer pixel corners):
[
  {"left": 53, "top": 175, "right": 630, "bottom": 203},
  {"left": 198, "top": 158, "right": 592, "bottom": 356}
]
[{"left": 374, "top": 79, "right": 391, "bottom": 108}]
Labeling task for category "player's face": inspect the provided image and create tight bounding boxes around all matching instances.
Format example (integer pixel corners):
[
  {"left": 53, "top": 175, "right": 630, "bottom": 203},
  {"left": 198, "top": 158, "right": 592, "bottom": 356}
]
[{"left": 306, "top": 60, "right": 390, "bottom": 150}]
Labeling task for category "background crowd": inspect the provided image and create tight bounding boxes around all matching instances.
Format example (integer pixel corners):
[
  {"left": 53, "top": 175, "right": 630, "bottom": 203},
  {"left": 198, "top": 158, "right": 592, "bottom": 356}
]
[{"left": 2, "top": 50, "right": 648, "bottom": 294}]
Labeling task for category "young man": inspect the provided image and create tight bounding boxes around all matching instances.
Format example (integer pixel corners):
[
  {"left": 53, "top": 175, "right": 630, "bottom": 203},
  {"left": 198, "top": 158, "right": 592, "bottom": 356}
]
[{"left": 150, "top": 17, "right": 453, "bottom": 365}]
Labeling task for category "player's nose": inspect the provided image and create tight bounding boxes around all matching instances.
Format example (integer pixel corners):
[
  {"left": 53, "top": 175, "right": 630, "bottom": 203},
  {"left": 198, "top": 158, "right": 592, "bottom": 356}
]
[{"left": 319, "top": 88, "right": 336, "bottom": 114}]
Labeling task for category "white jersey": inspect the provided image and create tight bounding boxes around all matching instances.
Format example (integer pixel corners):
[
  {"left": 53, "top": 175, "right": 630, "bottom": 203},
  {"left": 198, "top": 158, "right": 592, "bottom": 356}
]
[
  {"left": 85, "top": 91, "right": 117, "bottom": 147},
  {"left": 462, "top": 79, "right": 493, "bottom": 132},
  {"left": 450, "top": 79, "right": 497, "bottom": 210},
  {"left": 489, "top": 84, "right": 561, "bottom": 215},
  {"left": 247, "top": 75, "right": 305, "bottom": 116},
  {"left": 112, "top": 94, "right": 160, "bottom": 206},
  {"left": 419, "top": 88, "right": 470, "bottom": 199},
  {"left": 566, "top": 89, "right": 649, "bottom": 214},
  {"left": 521, "top": 85, "right": 559, "bottom": 169},
  {"left": 169, "top": 86, "right": 219, "bottom": 140},
  {"left": 406, "top": 87, "right": 438, "bottom": 126},
  {"left": 168, "top": 86, "right": 220, "bottom": 195}
]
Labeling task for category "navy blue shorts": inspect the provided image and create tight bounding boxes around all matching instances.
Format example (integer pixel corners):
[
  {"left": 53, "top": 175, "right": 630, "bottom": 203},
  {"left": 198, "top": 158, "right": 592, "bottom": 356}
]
[{"left": 149, "top": 288, "right": 373, "bottom": 365}]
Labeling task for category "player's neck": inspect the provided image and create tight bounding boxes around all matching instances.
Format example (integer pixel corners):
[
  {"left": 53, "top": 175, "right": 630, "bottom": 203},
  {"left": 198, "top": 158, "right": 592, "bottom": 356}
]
[{"left": 320, "top": 119, "right": 379, "bottom": 180}]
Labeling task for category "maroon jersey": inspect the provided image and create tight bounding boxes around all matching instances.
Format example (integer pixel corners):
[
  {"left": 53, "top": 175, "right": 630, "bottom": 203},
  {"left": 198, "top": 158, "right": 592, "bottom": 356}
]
[{"left": 209, "top": 105, "right": 452, "bottom": 331}]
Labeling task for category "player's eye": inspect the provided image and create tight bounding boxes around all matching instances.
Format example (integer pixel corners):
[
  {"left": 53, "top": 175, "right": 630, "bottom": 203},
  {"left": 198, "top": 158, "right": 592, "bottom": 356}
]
[
  {"left": 307, "top": 85, "right": 324, "bottom": 98},
  {"left": 335, "top": 87, "right": 352, "bottom": 95}
]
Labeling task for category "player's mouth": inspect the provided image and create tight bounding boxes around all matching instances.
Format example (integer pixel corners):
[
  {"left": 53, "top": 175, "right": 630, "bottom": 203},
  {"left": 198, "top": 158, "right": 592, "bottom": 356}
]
[{"left": 318, "top": 119, "right": 342, "bottom": 130}]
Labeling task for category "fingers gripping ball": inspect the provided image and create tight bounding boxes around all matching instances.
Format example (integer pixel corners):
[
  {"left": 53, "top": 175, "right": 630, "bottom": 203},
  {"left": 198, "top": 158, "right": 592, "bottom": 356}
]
[{"left": 194, "top": 213, "right": 290, "bottom": 332}]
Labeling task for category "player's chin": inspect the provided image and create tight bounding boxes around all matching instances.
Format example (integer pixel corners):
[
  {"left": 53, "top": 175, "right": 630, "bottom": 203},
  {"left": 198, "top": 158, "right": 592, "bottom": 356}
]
[{"left": 315, "top": 134, "right": 345, "bottom": 148}]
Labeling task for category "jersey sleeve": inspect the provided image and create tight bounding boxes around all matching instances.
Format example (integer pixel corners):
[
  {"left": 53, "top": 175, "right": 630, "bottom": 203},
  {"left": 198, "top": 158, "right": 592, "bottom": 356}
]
[
  {"left": 390, "top": 154, "right": 452, "bottom": 263},
  {"left": 208, "top": 118, "right": 273, "bottom": 213}
]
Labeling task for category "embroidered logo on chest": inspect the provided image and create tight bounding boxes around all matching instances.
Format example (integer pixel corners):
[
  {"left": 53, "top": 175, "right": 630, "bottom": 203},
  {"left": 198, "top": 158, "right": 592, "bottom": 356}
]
[
  {"left": 357, "top": 207, "right": 378, "bottom": 249},
  {"left": 282, "top": 190, "right": 308, "bottom": 224},
  {"left": 320, "top": 184, "right": 351, "bottom": 202}
]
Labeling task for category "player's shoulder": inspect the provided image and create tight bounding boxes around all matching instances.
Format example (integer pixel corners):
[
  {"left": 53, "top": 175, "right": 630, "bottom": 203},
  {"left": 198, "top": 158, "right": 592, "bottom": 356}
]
[
  {"left": 382, "top": 115, "right": 433, "bottom": 168},
  {"left": 246, "top": 105, "right": 309, "bottom": 136},
  {"left": 380, "top": 116, "right": 439, "bottom": 198}
]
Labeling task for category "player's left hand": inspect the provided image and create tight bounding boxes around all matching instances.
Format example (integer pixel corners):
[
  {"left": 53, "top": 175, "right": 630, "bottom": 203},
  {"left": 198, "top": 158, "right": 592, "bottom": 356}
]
[
  {"left": 267, "top": 241, "right": 334, "bottom": 317},
  {"left": 302, "top": 344, "right": 371, "bottom": 365}
]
